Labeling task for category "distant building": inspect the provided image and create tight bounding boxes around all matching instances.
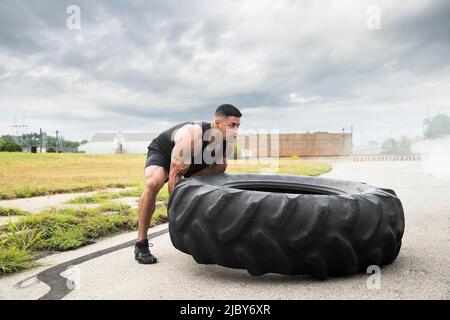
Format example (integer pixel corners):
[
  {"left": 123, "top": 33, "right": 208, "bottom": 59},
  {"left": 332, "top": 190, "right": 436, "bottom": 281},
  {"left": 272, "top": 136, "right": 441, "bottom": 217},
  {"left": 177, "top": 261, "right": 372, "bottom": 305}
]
[
  {"left": 236, "top": 132, "right": 353, "bottom": 157},
  {"left": 79, "top": 132, "right": 158, "bottom": 154},
  {"left": 80, "top": 130, "right": 353, "bottom": 157}
]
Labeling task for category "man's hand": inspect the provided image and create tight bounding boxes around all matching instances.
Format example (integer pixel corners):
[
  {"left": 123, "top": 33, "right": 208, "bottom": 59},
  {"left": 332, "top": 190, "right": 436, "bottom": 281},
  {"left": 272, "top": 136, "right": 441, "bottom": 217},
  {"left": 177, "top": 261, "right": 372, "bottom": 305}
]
[
  {"left": 168, "top": 162, "right": 189, "bottom": 195},
  {"left": 190, "top": 141, "right": 230, "bottom": 177},
  {"left": 190, "top": 163, "right": 227, "bottom": 177}
]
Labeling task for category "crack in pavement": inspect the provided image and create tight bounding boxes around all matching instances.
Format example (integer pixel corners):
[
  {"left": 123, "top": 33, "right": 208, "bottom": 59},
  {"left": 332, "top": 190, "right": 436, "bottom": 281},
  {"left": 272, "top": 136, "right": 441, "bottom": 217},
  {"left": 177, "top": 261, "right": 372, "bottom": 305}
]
[{"left": 32, "top": 228, "right": 169, "bottom": 300}]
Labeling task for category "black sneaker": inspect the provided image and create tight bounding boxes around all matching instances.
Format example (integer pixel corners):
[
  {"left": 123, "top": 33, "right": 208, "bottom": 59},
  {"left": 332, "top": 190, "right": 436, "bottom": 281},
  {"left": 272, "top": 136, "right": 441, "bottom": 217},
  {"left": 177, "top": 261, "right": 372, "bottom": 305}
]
[{"left": 134, "top": 239, "right": 158, "bottom": 264}]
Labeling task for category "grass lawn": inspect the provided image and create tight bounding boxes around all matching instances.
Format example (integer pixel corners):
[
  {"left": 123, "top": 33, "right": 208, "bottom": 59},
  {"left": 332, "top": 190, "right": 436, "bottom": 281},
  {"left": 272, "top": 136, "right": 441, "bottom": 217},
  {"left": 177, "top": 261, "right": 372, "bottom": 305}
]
[
  {"left": 0, "top": 152, "right": 332, "bottom": 274},
  {"left": 0, "top": 153, "right": 145, "bottom": 199},
  {"left": 0, "top": 152, "right": 331, "bottom": 199}
]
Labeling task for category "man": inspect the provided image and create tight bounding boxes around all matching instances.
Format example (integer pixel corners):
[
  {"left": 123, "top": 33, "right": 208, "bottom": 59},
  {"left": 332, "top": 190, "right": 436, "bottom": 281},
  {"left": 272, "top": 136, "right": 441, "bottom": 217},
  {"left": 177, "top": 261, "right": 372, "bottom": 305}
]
[{"left": 135, "top": 104, "right": 242, "bottom": 264}]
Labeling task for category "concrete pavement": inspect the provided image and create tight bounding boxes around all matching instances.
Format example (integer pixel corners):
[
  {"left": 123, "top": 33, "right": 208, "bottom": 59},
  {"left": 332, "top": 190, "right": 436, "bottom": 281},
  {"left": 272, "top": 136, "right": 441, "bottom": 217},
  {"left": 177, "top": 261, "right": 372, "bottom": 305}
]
[{"left": 1, "top": 159, "right": 449, "bottom": 299}]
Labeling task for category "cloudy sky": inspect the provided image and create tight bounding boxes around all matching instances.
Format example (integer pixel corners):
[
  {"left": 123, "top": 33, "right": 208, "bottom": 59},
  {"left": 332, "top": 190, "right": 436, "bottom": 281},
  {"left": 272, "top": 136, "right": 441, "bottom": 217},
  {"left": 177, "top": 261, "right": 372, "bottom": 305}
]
[{"left": 0, "top": 0, "right": 449, "bottom": 144}]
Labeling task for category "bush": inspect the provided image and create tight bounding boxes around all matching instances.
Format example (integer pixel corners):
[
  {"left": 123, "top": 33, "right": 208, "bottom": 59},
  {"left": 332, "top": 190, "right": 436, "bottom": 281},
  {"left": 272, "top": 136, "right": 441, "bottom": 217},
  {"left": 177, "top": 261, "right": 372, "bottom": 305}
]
[
  {"left": 0, "top": 246, "right": 37, "bottom": 274},
  {"left": 0, "top": 140, "right": 22, "bottom": 152},
  {"left": 46, "top": 147, "right": 56, "bottom": 153},
  {"left": 423, "top": 114, "right": 450, "bottom": 140},
  {"left": 0, "top": 206, "right": 29, "bottom": 216},
  {"left": 381, "top": 136, "right": 412, "bottom": 155}
]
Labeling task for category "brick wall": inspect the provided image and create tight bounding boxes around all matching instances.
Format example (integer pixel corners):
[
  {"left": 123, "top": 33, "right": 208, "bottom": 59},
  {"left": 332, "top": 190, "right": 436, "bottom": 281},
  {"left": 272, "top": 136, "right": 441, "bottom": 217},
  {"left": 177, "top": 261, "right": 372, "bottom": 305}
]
[{"left": 237, "top": 132, "right": 353, "bottom": 157}]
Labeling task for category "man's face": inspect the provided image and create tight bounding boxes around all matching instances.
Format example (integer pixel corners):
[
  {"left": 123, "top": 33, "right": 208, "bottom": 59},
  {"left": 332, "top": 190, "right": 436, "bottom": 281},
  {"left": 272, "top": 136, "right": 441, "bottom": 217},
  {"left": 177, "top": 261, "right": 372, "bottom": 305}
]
[{"left": 215, "top": 116, "right": 240, "bottom": 142}]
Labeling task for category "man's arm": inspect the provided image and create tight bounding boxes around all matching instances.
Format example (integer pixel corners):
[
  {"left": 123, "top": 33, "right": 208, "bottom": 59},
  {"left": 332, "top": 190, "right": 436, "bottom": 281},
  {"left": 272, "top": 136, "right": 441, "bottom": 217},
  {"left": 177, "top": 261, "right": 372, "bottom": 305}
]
[
  {"left": 167, "top": 124, "right": 203, "bottom": 195},
  {"left": 167, "top": 157, "right": 189, "bottom": 196}
]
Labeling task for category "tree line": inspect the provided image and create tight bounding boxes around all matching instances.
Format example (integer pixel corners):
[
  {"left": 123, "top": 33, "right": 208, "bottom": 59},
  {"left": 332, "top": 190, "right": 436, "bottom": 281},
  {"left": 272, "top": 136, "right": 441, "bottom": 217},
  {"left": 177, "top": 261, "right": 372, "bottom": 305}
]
[
  {"left": 1, "top": 114, "right": 449, "bottom": 153},
  {"left": 0, "top": 132, "right": 88, "bottom": 152},
  {"left": 377, "top": 113, "right": 450, "bottom": 154}
]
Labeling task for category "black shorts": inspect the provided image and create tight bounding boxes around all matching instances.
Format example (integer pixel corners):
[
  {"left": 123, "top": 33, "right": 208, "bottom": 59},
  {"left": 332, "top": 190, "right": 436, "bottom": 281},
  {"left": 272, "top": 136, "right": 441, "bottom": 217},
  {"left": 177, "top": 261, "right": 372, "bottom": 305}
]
[{"left": 145, "top": 148, "right": 170, "bottom": 182}]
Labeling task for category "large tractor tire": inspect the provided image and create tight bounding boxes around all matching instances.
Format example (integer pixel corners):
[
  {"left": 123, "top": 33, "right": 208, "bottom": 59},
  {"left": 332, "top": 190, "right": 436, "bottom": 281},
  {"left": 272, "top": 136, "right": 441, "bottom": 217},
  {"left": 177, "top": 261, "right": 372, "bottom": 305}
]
[{"left": 167, "top": 173, "right": 405, "bottom": 279}]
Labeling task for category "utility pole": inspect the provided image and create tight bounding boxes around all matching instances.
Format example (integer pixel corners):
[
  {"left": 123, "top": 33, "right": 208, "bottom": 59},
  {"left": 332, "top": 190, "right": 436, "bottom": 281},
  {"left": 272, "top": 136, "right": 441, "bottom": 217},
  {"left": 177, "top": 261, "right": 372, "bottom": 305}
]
[{"left": 10, "top": 117, "right": 28, "bottom": 147}]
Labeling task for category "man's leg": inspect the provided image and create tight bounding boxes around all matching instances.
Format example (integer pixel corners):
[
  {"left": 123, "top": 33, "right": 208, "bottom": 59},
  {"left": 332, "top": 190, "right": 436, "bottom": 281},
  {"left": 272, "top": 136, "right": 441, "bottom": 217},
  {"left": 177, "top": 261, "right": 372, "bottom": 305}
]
[{"left": 135, "top": 165, "right": 168, "bottom": 264}]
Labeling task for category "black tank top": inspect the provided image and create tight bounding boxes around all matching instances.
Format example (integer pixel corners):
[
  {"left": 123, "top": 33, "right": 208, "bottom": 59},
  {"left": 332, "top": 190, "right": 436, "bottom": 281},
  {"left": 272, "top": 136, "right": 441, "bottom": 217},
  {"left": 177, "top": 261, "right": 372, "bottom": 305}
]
[{"left": 148, "top": 121, "right": 227, "bottom": 177}]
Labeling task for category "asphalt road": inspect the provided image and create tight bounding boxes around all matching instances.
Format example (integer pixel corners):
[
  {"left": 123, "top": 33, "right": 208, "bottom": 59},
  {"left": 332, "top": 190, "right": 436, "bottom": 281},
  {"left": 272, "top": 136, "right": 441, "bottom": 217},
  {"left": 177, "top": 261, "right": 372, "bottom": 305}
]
[{"left": 1, "top": 159, "right": 449, "bottom": 299}]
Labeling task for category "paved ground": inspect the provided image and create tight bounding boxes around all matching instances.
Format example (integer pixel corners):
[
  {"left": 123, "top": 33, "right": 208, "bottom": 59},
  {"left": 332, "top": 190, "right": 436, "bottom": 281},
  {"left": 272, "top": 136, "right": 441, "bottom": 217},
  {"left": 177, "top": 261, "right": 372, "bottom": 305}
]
[{"left": 1, "top": 159, "right": 449, "bottom": 299}]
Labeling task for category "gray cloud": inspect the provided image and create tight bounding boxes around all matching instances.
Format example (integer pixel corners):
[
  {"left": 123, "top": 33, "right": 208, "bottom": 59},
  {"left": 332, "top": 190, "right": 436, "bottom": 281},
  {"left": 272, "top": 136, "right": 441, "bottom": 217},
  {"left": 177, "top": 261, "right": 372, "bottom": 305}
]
[{"left": 0, "top": 0, "right": 449, "bottom": 144}]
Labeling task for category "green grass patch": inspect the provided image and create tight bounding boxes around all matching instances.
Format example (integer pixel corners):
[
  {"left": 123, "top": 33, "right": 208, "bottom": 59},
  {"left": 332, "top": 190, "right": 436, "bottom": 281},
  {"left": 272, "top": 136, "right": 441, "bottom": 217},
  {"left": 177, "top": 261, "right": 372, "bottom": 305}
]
[
  {"left": 65, "top": 188, "right": 148, "bottom": 205},
  {"left": 65, "top": 194, "right": 105, "bottom": 204},
  {"left": 0, "top": 200, "right": 169, "bottom": 274},
  {"left": 0, "top": 206, "right": 29, "bottom": 216},
  {"left": 14, "top": 186, "right": 48, "bottom": 198},
  {"left": 156, "top": 186, "right": 169, "bottom": 201},
  {"left": 0, "top": 218, "right": 42, "bottom": 274},
  {"left": 10, "top": 205, "right": 137, "bottom": 252},
  {"left": 115, "top": 188, "right": 144, "bottom": 198},
  {"left": 65, "top": 187, "right": 169, "bottom": 205},
  {"left": 227, "top": 158, "right": 332, "bottom": 176},
  {"left": 0, "top": 246, "right": 39, "bottom": 274},
  {"left": 151, "top": 206, "right": 169, "bottom": 225},
  {"left": 11, "top": 183, "right": 135, "bottom": 200},
  {"left": 97, "top": 202, "right": 131, "bottom": 213},
  {"left": 3, "top": 200, "right": 142, "bottom": 253}
]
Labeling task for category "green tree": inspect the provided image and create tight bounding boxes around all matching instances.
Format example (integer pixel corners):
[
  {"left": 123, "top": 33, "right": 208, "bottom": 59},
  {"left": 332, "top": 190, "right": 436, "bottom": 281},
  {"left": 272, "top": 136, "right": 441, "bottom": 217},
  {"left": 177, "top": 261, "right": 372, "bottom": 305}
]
[
  {"left": 381, "top": 138, "right": 397, "bottom": 154},
  {"left": 381, "top": 136, "right": 411, "bottom": 155},
  {"left": 21, "top": 133, "right": 40, "bottom": 148},
  {"left": 0, "top": 135, "right": 17, "bottom": 143},
  {"left": 1, "top": 133, "right": 83, "bottom": 152},
  {"left": 423, "top": 114, "right": 450, "bottom": 139},
  {"left": 63, "top": 140, "right": 80, "bottom": 149},
  {"left": 0, "top": 140, "right": 22, "bottom": 152},
  {"left": 398, "top": 136, "right": 412, "bottom": 155}
]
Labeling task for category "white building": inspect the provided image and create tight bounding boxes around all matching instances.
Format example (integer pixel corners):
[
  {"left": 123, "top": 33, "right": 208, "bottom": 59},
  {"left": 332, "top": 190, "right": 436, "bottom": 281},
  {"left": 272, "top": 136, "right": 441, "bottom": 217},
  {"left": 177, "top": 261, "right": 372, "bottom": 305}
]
[{"left": 79, "top": 132, "right": 159, "bottom": 154}]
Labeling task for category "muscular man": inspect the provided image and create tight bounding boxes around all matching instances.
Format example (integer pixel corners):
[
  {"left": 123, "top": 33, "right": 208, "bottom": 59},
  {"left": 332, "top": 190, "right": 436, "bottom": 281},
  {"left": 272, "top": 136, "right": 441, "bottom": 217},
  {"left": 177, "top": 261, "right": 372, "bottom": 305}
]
[{"left": 135, "top": 104, "right": 242, "bottom": 264}]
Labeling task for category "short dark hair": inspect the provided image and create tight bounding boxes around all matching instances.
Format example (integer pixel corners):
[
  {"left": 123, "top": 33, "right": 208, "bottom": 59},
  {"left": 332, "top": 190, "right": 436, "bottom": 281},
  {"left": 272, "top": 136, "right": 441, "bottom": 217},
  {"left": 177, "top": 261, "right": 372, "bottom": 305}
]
[{"left": 215, "top": 104, "right": 242, "bottom": 118}]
